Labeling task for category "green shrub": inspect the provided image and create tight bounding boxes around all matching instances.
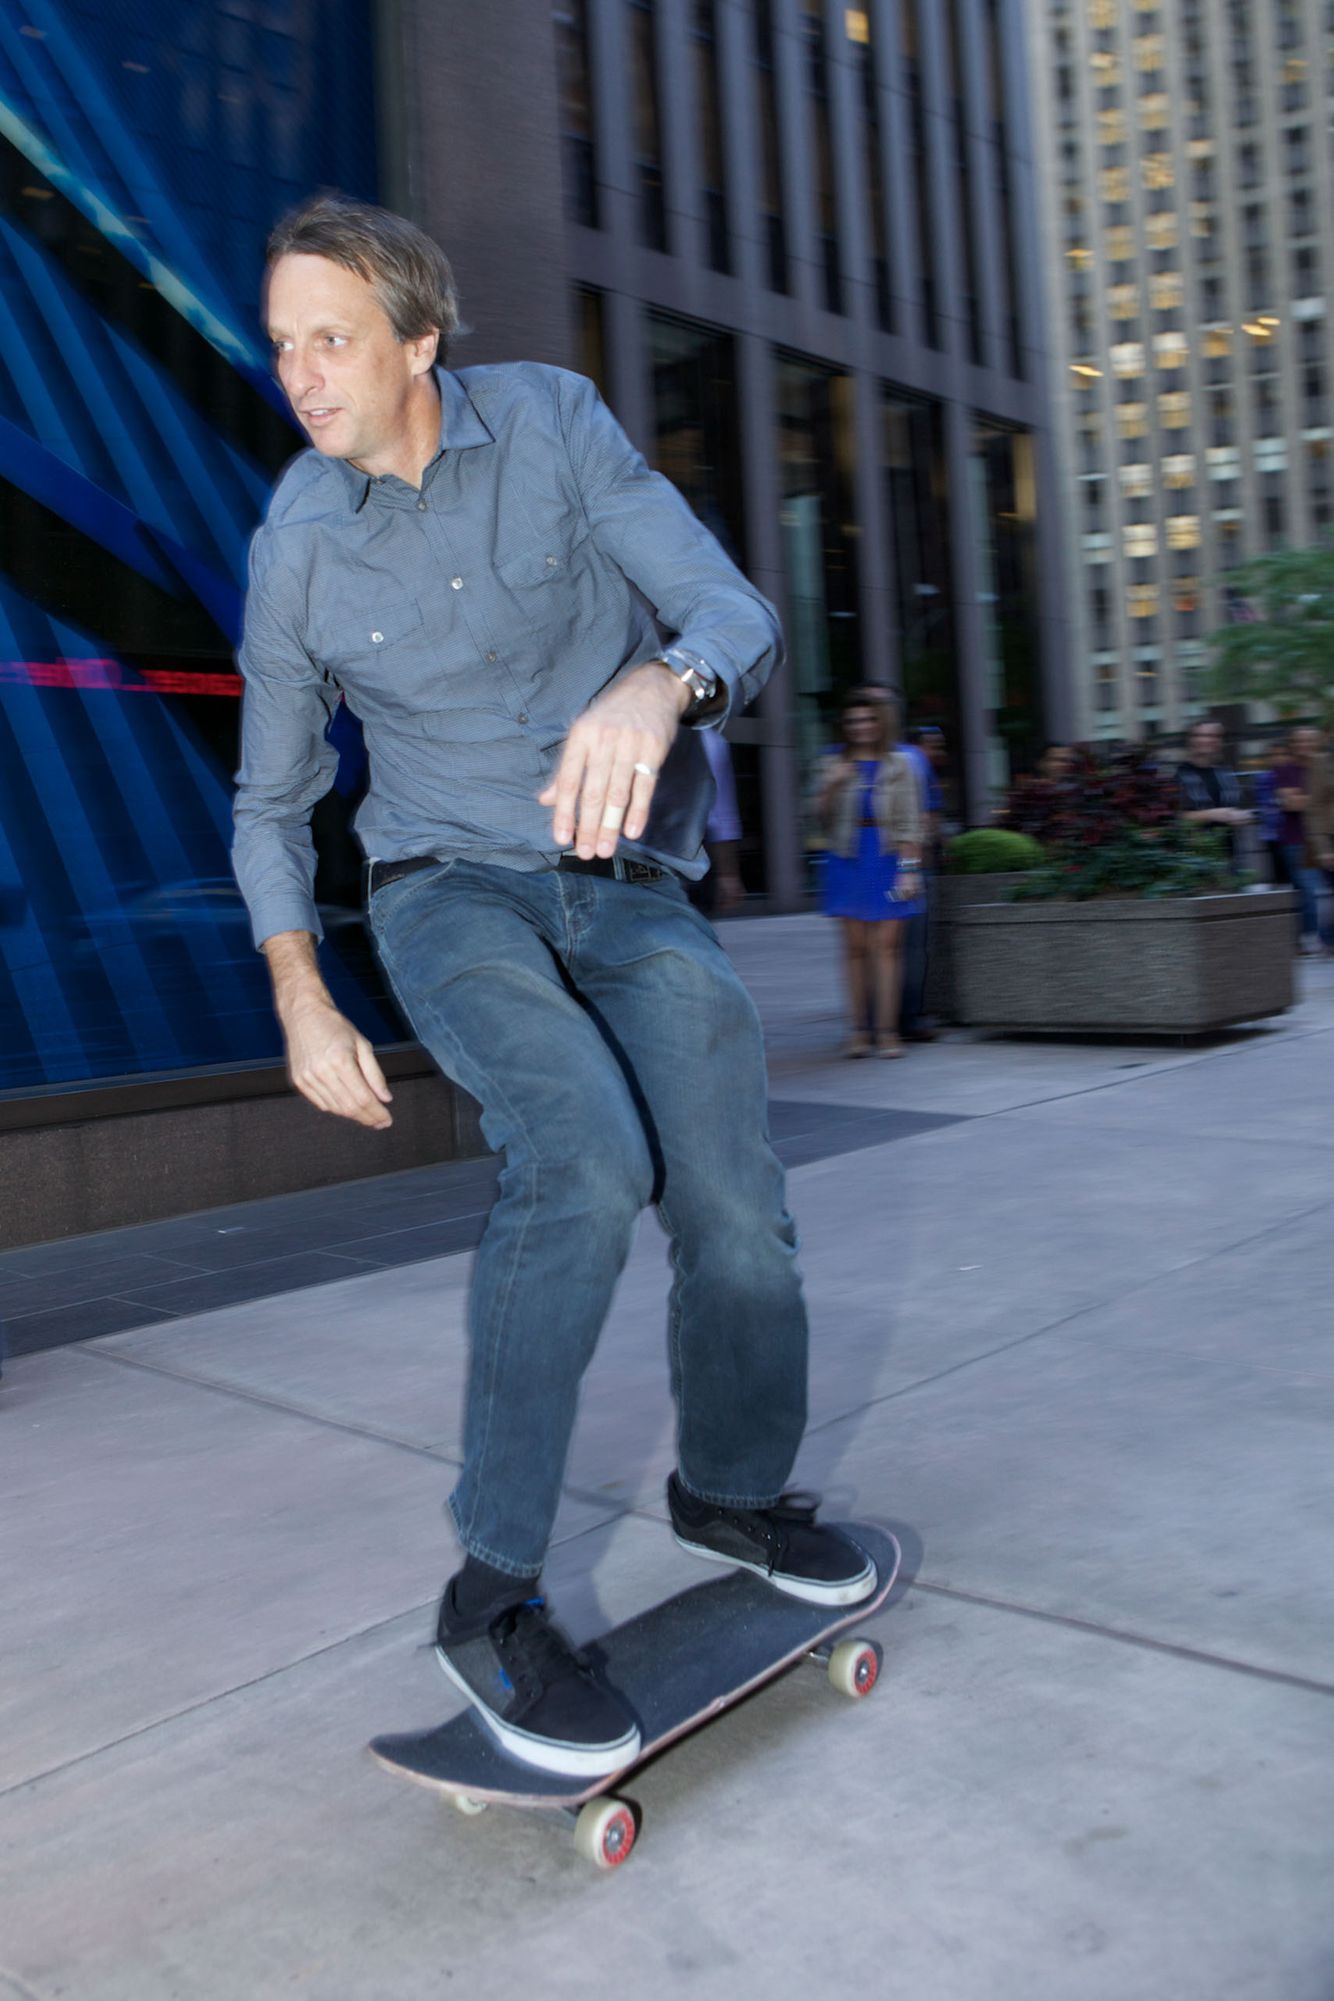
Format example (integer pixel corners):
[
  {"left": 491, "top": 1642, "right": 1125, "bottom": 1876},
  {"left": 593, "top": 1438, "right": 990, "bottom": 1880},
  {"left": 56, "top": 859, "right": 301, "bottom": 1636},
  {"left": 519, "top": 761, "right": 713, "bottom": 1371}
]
[
  {"left": 944, "top": 829, "right": 1045, "bottom": 875},
  {"left": 1010, "top": 825, "right": 1237, "bottom": 901}
]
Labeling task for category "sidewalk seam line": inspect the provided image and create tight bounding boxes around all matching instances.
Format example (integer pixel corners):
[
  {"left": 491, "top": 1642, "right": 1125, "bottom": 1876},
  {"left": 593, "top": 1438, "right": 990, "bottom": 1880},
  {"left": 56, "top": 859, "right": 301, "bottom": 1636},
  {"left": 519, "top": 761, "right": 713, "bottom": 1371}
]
[{"left": 911, "top": 1579, "right": 1334, "bottom": 1698}]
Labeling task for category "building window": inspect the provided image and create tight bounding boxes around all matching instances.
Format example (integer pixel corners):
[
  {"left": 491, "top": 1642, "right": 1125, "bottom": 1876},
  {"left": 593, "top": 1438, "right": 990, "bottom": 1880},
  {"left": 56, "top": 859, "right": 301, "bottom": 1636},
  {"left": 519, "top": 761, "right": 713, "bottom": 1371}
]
[
  {"left": 1155, "top": 332, "right": 1188, "bottom": 370},
  {"left": 1159, "top": 390, "right": 1192, "bottom": 428},
  {"left": 1128, "top": 584, "right": 1159, "bottom": 618},
  {"left": 1112, "top": 341, "right": 1146, "bottom": 376},
  {"left": 1118, "top": 401, "right": 1148, "bottom": 439},
  {"left": 1163, "top": 453, "right": 1196, "bottom": 488},
  {"left": 1125, "top": 522, "right": 1159, "bottom": 559},
  {"left": 693, "top": 0, "right": 730, "bottom": 272},
  {"left": 802, "top": 0, "right": 843, "bottom": 313},
  {"left": 901, "top": 0, "right": 941, "bottom": 347},
  {"left": 1167, "top": 516, "right": 1201, "bottom": 550},
  {"left": 574, "top": 286, "right": 607, "bottom": 394},
  {"left": 555, "top": 0, "right": 599, "bottom": 228},
  {"left": 753, "top": 0, "right": 789, "bottom": 291},
  {"left": 629, "top": 0, "right": 668, "bottom": 251},
  {"left": 1121, "top": 462, "right": 1153, "bottom": 499},
  {"left": 945, "top": 0, "right": 985, "bottom": 363},
  {"left": 854, "top": 0, "right": 895, "bottom": 331}
]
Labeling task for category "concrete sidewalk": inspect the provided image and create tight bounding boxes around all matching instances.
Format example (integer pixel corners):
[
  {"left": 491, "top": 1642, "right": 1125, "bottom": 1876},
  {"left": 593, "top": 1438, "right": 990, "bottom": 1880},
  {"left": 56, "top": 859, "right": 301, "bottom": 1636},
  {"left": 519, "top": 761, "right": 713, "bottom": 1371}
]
[{"left": 3, "top": 916, "right": 1333, "bottom": 2000}]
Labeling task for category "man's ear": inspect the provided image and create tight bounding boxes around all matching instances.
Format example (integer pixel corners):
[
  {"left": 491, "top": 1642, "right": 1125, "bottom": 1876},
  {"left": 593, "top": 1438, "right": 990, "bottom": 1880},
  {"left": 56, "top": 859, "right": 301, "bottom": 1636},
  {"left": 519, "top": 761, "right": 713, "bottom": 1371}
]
[{"left": 410, "top": 328, "right": 441, "bottom": 376}]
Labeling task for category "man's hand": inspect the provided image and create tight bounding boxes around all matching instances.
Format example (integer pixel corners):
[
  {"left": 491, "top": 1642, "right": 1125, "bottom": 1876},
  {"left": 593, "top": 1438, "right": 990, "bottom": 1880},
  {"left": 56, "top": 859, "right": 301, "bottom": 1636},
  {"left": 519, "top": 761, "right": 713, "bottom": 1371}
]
[
  {"left": 263, "top": 930, "right": 394, "bottom": 1128},
  {"left": 539, "top": 661, "right": 691, "bottom": 859}
]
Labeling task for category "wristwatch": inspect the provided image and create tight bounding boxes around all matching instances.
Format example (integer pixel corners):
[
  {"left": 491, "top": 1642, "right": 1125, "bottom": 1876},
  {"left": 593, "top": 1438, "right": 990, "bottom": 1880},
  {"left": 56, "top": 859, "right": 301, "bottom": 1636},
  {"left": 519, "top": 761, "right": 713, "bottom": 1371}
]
[{"left": 655, "top": 648, "right": 721, "bottom": 722}]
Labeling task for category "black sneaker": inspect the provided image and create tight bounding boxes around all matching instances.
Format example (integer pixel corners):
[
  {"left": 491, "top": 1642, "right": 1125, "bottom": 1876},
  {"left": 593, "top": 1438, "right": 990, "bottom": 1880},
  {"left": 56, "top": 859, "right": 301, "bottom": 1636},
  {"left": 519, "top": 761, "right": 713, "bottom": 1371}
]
[
  {"left": 667, "top": 1474, "right": 878, "bottom": 1607},
  {"left": 435, "top": 1586, "right": 641, "bottom": 1779}
]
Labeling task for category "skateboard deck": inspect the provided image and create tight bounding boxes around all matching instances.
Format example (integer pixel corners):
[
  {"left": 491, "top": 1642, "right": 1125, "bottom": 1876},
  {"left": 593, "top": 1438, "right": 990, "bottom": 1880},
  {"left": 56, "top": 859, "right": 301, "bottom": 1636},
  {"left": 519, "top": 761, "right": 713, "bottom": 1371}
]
[{"left": 369, "top": 1525, "right": 900, "bottom": 1866}]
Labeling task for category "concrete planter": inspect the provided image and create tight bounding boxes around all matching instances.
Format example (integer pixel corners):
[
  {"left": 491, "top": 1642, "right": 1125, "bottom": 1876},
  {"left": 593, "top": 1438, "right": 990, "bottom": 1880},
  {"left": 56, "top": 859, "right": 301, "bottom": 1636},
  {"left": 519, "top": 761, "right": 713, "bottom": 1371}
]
[
  {"left": 951, "top": 887, "right": 1296, "bottom": 1036},
  {"left": 925, "top": 874, "right": 1031, "bottom": 1025}
]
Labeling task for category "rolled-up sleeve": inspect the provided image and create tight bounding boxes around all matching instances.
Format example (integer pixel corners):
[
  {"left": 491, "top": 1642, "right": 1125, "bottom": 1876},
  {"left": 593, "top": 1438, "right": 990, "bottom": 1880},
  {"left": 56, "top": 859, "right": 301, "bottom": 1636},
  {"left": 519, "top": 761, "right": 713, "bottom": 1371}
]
[
  {"left": 556, "top": 371, "right": 783, "bottom": 724},
  {"left": 231, "top": 534, "right": 339, "bottom": 949}
]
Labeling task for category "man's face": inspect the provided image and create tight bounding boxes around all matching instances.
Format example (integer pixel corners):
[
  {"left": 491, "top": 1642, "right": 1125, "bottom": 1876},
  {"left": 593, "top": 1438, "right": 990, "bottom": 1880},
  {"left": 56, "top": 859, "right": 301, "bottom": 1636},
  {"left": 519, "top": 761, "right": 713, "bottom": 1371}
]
[
  {"left": 265, "top": 253, "right": 436, "bottom": 471},
  {"left": 1192, "top": 724, "right": 1222, "bottom": 763},
  {"left": 1293, "top": 727, "right": 1321, "bottom": 761}
]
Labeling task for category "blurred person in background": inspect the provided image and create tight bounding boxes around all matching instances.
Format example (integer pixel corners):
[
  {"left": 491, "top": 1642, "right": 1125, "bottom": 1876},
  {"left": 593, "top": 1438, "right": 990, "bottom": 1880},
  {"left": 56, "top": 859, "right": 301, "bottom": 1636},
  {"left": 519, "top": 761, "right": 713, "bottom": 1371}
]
[
  {"left": 233, "top": 195, "right": 878, "bottom": 1782},
  {"left": 1036, "top": 742, "right": 1076, "bottom": 784},
  {"left": 1268, "top": 726, "right": 1334, "bottom": 953},
  {"left": 686, "top": 728, "right": 745, "bottom": 917},
  {"left": 812, "top": 693, "right": 923, "bottom": 1058},
  {"left": 1176, "top": 718, "right": 1251, "bottom": 871}
]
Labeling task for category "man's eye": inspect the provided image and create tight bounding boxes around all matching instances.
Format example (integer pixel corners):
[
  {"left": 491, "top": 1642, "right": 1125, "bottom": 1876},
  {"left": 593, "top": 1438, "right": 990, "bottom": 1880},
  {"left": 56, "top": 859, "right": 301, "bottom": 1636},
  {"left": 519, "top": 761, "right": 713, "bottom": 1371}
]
[
  {"left": 271, "top": 341, "right": 290, "bottom": 356},
  {"left": 323, "top": 335, "right": 347, "bottom": 348}
]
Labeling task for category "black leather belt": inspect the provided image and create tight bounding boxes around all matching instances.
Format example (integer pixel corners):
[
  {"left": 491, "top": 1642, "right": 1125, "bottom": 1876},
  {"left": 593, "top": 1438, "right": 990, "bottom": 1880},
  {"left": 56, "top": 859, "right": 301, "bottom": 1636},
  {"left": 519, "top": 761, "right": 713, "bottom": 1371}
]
[{"left": 366, "top": 852, "right": 668, "bottom": 896}]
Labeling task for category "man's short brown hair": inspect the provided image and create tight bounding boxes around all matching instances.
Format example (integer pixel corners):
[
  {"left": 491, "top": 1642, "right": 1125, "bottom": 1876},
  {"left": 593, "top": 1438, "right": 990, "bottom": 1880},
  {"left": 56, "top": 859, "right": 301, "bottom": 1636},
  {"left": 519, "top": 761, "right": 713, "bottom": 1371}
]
[{"left": 266, "top": 194, "right": 462, "bottom": 348}]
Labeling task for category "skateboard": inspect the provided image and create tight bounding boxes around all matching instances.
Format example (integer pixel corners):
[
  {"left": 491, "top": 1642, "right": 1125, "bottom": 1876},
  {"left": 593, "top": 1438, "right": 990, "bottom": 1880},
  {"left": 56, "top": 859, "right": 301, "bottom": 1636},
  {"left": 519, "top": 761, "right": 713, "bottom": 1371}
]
[{"left": 369, "top": 1524, "right": 900, "bottom": 1869}]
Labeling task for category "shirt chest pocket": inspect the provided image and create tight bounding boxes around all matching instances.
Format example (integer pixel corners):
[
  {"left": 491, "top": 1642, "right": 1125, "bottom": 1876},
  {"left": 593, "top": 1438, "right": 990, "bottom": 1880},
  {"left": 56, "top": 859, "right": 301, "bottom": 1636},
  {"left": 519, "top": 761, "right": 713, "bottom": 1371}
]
[
  {"left": 492, "top": 528, "right": 591, "bottom": 652},
  {"left": 312, "top": 597, "right": 442, "bottom": 715}
]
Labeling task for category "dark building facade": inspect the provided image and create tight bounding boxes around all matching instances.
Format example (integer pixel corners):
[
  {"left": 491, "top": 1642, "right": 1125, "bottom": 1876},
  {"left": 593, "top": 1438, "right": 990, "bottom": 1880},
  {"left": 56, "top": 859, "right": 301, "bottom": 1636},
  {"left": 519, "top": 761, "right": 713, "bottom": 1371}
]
[
  {"left": 0, "top": 0, "right": 1068, "bottom": 1235},
  {"left": 388, "top": 0, "right": 1072, "bottom": 905}
]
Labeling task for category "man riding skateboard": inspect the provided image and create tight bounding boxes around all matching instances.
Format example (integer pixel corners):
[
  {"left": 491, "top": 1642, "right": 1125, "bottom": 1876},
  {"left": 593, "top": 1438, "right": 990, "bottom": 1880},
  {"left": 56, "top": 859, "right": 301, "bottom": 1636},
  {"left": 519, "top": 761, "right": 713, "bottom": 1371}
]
[{"left": 233, "top": 197, "right": 876, "bottom": 1780}]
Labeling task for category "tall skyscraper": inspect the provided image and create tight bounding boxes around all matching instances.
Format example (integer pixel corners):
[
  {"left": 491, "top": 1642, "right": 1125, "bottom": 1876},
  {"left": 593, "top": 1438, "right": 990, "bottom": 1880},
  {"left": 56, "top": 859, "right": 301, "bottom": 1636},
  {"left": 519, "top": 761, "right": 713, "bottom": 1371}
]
[{"left": 1029, "top": 0, "right": 1334, "bottom": 738}]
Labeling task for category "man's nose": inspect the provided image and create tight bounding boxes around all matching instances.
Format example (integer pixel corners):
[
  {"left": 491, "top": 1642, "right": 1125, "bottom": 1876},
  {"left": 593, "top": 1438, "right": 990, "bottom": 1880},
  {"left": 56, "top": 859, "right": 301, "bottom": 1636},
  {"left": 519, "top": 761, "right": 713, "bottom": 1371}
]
[{"left": 284, "top": 347, "right": 324, "bottom": 402}]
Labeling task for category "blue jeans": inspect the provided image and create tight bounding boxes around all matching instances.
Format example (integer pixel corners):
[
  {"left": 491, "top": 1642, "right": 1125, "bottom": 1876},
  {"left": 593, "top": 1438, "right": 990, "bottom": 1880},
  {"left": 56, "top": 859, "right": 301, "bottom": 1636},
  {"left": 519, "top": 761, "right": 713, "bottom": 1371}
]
[
  {"left": 369, "top": 859, "right": 809, "bottom": 1576},
  {"left": 1282, "top": 845, "right": 1330, "bottom": 944}
]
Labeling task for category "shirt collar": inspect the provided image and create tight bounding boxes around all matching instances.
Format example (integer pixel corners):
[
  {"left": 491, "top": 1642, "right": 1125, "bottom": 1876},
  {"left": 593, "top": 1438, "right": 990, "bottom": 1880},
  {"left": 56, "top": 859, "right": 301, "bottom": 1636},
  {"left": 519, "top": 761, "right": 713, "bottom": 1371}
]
[{"left": 339, "top": 366, "right": 494, "bottom": 511}]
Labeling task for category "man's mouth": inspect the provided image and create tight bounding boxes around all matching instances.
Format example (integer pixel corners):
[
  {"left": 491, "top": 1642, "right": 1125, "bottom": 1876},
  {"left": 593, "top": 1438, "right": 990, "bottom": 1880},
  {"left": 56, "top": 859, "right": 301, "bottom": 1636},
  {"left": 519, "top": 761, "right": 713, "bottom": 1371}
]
[{"left": 302, "top": 408, "right": 341, "bottom": 426}]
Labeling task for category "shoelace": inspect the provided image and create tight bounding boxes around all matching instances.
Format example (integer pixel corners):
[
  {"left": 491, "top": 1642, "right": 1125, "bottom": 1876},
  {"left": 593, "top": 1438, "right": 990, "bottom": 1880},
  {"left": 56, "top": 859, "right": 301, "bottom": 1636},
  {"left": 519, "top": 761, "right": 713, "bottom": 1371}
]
[{"left": 491, "top": 1598, "right": 588, "bottom": 1695}]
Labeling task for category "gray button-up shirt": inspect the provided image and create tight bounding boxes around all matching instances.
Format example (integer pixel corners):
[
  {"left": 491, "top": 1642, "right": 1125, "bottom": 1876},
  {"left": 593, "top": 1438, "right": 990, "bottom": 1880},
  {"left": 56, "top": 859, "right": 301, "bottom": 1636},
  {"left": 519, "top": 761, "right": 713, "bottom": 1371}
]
[{"left": 232, "top": 363, "right": 783, "bottom": 948}]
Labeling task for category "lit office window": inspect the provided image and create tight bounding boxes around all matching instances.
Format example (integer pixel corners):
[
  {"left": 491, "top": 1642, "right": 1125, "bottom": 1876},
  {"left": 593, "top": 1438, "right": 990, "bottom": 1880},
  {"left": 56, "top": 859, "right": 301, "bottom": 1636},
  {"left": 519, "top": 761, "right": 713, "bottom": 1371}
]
[
  {"left": 1101, "top": 165, "right": 1131, "bottom": 203},
  {"left": 1134, "top": 32, "right": 1165, "bottom": 69},
  {"left": 1099, "top": 107, "right": 1127, "bottom": 145},
  {"left": 1139, "top": 92, "right": 1170, "bottom": 129},
  {"left": 1155, "top": 332, "right": 1189, "bottom": 369},
  {"left": 1121, "top": 463, "right": 1153, "bottom": 498},
  {"left": 1159, "top": 390, "right": 1192, "bottom": 428},
  {"left": 1108, "top": 282, "right": 1140, "bottom": 320},
  {"left": 1105, "top": 225, "right": 1135, "bottom": 261},
  {"left": 1163, "top": 453, "right": 1197, "bottom": 488},
  {"left": 1125, "top": 522, "right": 1159, "bottom": 559},
  {"left": 1118, "top": 401, "right": 1149, "bottom": 438},
  {"left": 1128, "top": 584, "right": 1160, "bottom": 618},
  {"left": 1150, "top": 271, "right": 1183, "bottom": 311},
  {"left": 1146, "top": 214, "right": 1178, "bottom": 251},
  {"left": 1112, "top": 341, "right": 1146, "bottom": 375},
  {"left": 1142, "top": 153, "right": 1175, "bottom": 190},
  {"left": 1167, "top": 517, "right": 1201, "bottom": 550}
]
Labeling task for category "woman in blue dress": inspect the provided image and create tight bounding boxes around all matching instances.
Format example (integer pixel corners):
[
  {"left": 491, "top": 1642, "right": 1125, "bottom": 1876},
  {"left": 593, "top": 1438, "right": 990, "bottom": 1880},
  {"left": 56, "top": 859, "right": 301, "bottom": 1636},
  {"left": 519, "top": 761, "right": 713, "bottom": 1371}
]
[{"left": 813, "top": 694, "right": 924, "bottom": 1057}]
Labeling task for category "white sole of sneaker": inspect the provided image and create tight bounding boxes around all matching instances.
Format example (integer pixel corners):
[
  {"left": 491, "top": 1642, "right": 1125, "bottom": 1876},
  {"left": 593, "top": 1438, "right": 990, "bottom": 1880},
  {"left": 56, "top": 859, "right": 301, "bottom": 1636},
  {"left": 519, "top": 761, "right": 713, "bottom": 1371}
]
[
  {"left": 671, "top": 1532, "right": 878, "bottom": 1607},
  {"left": 434, "top": 1646, "right": 641, "bottom": 1779}
]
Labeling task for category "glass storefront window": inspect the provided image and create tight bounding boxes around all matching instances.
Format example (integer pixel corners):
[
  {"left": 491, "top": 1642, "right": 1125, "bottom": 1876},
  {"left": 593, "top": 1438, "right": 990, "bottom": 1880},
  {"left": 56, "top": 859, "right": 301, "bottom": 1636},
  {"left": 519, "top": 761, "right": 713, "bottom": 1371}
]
[
  {"left": 970, "top": 421, "right": 1045, "bottom": 791},
  {"left": 0, "top": 0, "right": 389, "bottom": 1092},
  {"left": 776, "top": 355, "right": 862, "bottom": 817},
  {"left": 881, "top": 387, "right": 960, "bottom": 796},
  {"left": 647, "top": 310, "right": 763, "bottom": 890}
]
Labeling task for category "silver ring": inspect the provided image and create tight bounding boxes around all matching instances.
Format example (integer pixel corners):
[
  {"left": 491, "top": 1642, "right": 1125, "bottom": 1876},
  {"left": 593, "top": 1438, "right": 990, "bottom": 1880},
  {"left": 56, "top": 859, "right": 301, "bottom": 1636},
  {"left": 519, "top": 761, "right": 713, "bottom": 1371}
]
[{"left": 633, "top": 761, "right": 656, "bottom": 778}]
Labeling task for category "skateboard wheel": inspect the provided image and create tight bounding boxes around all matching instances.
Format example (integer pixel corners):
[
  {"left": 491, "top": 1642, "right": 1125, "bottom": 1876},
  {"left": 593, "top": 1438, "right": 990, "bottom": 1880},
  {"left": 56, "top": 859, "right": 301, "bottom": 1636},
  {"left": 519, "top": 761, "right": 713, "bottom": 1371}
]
[
  {"left": 573, "top": 1797, "right": 637, "bottom": 1870},
  {"left": 827, "top": 1638, "right": 881, "bottom": 1700},
  {"left": 450, "top": 1794, "right": 489, "bottom": 1817}
]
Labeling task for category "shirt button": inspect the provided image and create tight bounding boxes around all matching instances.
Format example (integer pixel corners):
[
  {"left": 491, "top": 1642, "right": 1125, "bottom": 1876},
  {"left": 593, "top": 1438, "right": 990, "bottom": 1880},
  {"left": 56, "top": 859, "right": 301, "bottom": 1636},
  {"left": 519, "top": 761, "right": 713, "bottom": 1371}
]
[
  {"left": 518, "top": 712, "right": 529, "bottom": 724},
  {"left": 451, "top": 576, "right": 463, "bottom": 590},
  {"left": 544, "top": 555, "right": 558, "bottom": 567},
  {"left": 485, "top": 650, "right": 498, "bottom": 662},
  {"left": 371, "top": 631, "right": 384, "bottom": 644},
  {"left": 417, "top": 499, "right": 427, "bottom": 512}
]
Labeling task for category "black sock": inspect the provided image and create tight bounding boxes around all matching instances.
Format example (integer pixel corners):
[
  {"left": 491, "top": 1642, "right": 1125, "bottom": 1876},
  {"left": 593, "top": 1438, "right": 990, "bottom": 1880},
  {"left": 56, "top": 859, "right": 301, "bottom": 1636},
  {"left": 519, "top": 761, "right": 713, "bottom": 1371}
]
[{"left": 448, "top": 1554, "right": 540, "bottom": 1624}]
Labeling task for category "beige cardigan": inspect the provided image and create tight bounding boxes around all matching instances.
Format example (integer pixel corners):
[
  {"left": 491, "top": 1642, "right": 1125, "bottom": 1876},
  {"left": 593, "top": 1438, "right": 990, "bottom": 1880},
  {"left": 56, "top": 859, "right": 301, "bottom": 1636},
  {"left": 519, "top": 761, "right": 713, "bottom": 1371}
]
[{"left": 815, "top": 752, "right": 923, "bottom": 858}]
